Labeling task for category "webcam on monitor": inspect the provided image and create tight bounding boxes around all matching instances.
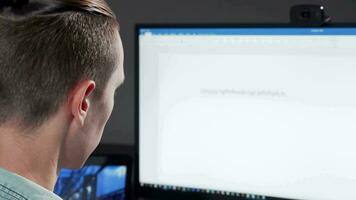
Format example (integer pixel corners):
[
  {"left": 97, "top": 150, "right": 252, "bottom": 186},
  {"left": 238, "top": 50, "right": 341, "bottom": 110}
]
[{"left": 290, "top": 4, "right": 331, "bottom": 26}]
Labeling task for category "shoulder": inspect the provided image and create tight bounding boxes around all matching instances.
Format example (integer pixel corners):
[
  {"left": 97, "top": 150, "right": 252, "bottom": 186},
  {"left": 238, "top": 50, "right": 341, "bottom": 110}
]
[{"left": 0, "top": 168, "right": 62, "bottom": 200}]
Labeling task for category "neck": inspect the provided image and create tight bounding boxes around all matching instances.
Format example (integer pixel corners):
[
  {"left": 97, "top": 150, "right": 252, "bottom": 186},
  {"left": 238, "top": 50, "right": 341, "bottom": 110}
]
[{"left": 0, "top": 119, "right": 66, "bottom": 191}]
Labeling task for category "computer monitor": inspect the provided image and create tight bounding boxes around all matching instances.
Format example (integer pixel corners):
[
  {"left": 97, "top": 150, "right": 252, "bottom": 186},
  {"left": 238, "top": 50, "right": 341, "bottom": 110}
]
[
  {"left": 137, "top": 25, "right": 356, "bottom": 200},
  {"left": 55, "top": 155, "right": 130, "bottom": 200}
]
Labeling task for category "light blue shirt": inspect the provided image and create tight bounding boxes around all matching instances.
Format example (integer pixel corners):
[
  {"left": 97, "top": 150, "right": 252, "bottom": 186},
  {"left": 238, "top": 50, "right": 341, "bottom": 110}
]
[{"left": 0, "top": 167, "right": 62, "bottom": 200}]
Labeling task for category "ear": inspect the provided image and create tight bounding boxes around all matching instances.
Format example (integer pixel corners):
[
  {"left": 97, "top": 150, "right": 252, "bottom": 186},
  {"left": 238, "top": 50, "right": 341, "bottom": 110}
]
[{"left": 69, "top": 80, "right": 96, "bottom": 127}]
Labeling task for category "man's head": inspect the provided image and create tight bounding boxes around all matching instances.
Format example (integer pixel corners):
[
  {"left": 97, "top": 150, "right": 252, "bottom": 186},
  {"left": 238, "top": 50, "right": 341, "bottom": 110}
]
[{"left": 0, "top": 0, "right": 124, "bottom": 168}]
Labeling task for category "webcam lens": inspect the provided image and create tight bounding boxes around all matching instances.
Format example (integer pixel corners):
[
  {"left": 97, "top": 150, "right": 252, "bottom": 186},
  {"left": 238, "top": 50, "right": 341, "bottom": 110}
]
[{"left": 300, "top": 10, "right": 311, "bottom": 19}]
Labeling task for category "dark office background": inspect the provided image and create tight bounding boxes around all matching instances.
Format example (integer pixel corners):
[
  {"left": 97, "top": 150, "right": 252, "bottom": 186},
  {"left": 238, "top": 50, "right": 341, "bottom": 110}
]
[{"left": 101, "top": 0, "right": 356, "bottom": 146}]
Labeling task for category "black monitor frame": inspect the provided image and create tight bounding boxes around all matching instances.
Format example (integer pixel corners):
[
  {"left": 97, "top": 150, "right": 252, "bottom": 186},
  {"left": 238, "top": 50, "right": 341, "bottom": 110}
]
[{"left": 134, "top": 23, "right": 356, "bottom": 200}]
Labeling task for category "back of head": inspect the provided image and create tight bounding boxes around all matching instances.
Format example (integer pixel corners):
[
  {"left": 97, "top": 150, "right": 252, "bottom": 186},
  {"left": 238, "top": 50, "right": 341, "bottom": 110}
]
[{"left": 0, "top": 0, "right": 120, "bottom": 129}]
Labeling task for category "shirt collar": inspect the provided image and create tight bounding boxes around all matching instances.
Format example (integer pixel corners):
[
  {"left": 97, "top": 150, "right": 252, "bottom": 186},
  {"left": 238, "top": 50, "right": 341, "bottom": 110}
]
[{"left": 0, "top": 167, "right": 62, "bottom": 200}]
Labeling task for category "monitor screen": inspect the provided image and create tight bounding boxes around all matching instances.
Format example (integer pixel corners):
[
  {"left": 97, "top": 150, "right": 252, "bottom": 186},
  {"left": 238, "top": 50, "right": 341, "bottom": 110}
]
[
  {"left": 55, "top": 157, "right": 127, "bottom": 200},
  {"left": 138, "top": 26, "right": 356, "bottom": 200}
]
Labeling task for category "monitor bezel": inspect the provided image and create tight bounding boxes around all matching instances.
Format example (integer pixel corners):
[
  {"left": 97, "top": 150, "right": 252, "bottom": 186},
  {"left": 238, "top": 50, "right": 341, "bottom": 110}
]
[{"left": 134, "top": 23, "right": 356, "bottom": 200}]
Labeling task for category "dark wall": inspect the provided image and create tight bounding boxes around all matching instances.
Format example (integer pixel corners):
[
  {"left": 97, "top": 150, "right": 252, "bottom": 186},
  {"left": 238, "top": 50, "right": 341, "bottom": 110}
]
[{"left": 101, "top": 0, "right": 356, "bottom": 145}]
